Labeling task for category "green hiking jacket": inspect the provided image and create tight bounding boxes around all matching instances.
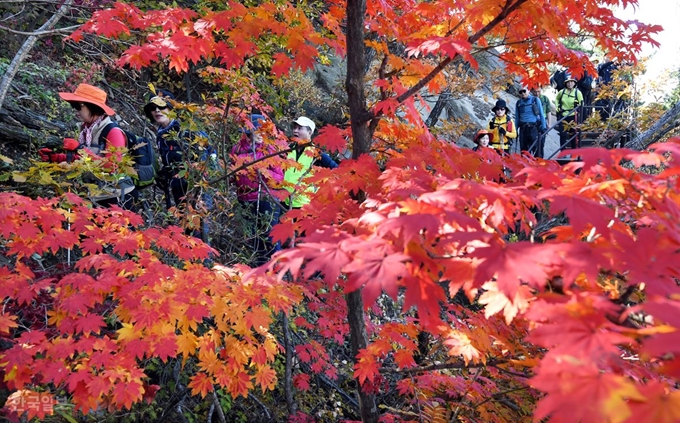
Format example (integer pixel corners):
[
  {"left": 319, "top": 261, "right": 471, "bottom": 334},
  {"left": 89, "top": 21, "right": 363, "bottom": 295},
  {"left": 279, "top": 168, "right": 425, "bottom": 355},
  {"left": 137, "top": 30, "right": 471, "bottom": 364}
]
[{"left": 284, "top": 148, "right": 315, "bottom": 208}]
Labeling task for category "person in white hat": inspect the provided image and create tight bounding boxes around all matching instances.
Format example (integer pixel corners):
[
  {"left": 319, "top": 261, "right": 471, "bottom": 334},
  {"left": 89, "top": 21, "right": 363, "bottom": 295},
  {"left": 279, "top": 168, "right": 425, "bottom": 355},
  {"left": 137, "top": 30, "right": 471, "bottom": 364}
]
[{"left": 284, "top": 116, "right": 338, "bottom": 209}]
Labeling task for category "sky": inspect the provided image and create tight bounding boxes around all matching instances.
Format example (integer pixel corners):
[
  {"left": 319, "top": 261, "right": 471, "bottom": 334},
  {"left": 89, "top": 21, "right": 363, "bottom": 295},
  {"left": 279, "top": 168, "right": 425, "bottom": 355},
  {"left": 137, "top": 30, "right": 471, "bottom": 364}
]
[{"left": 617, "top": 0, "right": 680, "bottom": 101}]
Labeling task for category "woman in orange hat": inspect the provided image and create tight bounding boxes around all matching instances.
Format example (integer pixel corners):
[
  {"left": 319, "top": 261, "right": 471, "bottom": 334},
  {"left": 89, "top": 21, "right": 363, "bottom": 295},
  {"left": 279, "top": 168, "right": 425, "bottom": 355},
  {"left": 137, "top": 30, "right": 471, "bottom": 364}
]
[
  {"left": 41, "top": 83, "right": 135, "bottom": 207},
  {"left": 472, "top": 129, "right": 494, "bottom": 151}
]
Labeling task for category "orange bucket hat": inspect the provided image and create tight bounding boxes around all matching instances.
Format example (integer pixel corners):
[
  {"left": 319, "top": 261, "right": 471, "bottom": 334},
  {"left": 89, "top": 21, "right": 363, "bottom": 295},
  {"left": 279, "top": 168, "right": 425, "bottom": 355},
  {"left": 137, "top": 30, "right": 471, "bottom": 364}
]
[
  {"left": 474, "top": 129, "right": 494, "bottom": 144},
  {"left": 58, "top": 83, "right": 115, "bottom": 116}
]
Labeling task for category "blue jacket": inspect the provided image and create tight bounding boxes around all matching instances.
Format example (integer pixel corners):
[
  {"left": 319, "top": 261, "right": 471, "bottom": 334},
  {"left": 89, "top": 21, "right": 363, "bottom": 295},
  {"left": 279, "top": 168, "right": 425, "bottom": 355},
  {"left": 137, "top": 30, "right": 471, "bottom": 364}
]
[
  {"left": 515, "top": 96, "right": 546, "bottom": 130},
  {"left": 318, "top": 152, "right": 338, "bottom": 169}
]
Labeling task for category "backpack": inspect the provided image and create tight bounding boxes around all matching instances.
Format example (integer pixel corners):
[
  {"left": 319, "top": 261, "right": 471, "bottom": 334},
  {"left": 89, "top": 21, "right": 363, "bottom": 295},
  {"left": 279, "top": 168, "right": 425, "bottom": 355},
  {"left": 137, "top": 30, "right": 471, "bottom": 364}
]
[
  {"left": 518, "top": 96, "right": 540, "bottom": 119},
  {"left": 578, "top": 72, "right": 593, "bottom": 92},
  {"left": 100, "top": 122, "right": 158, "bottom": 188},
  {"left": 551, "top": 70, "right": 567, "bottom": 91}
]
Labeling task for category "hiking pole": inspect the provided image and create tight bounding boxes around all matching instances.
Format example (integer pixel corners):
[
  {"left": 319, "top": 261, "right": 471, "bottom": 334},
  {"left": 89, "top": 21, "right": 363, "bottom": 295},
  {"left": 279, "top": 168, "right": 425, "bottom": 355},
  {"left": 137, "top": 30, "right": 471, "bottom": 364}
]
[{"left": 252, "top": 134, "right": 262, "bottom": 255}]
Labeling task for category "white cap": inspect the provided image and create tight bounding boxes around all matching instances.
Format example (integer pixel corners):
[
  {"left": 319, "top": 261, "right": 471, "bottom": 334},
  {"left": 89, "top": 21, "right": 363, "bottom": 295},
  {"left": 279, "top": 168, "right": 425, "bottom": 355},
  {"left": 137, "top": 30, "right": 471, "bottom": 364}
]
[{"left": 293, "top": 116, "right": 316, "bottom": 133}]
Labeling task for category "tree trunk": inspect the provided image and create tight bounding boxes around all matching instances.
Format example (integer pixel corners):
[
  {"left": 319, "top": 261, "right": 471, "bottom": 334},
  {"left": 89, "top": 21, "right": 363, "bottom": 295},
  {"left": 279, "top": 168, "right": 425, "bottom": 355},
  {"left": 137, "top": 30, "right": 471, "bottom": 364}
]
[
  {"left": 425, "top": 89, "right": 451, "bottom": 128},
  {"left": 0, "top": 102, "right": 67, "bottom": 146},
  {"left": 627, "top": 101, "right": 680, "bottom": 150},
  {"left": 0, "top": 0, "right": 74, "bottom": 110},
  {"left": 282, "top": 313, "right": 297, "bottom": 416},
  {"left": 345, "top": 1, "right": 379, "bottom": 422}
]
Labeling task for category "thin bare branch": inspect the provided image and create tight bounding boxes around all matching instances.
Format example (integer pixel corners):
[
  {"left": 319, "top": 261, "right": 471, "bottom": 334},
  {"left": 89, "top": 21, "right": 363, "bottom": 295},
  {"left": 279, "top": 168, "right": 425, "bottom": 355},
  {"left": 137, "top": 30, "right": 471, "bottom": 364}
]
[{"left": 0, "top": 23, "right": 80, "bottom": 36}]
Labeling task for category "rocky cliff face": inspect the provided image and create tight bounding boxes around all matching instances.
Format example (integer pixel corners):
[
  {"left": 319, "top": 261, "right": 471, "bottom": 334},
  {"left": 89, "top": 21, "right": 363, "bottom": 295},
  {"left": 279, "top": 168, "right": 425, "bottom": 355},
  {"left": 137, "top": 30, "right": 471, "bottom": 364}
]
[{"left": 308, "top": 49, "right": 561, "bottom": 156}]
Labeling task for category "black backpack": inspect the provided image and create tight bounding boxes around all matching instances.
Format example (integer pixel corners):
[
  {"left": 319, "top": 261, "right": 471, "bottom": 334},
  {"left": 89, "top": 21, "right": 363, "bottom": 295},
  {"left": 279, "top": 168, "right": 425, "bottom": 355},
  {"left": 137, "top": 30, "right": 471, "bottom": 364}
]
[
  {"left": 578, "top": 71, "right": 593, "bottom": 92},
  {"left": 551, "top": 70, "right": 567, "bottom": 91},
  {"left": 100, "top": 122, "right": 158, "bottom": 188}
]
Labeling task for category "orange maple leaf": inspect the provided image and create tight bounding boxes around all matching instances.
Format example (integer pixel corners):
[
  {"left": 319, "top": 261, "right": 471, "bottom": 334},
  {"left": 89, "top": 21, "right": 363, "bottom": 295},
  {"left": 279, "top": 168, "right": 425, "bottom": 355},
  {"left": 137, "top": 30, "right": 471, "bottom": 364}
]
[
  {"left": 254, "top": 365, "right": 277, "bottom": 393},
  {"left": 354, "top": 349, "right": 379, "bottom": 385},
  {"left": 188, "top": 372, "right": 214, "bottom": 397},
  {"left": 626, "top": 382, "right": 680, "bottom": 423}
]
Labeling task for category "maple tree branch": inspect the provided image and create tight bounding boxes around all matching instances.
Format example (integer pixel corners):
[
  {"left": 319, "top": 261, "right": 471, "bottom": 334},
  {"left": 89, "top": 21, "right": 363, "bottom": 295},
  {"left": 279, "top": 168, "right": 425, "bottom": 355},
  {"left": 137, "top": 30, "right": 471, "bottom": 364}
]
[
  {"left": 380, "top": 358, "right": 507, "bottom": 374},
  {"left": 211, "top": 390, "right": 227, "bottom": 423},
  {"left": 489, "top": 363, "right": 532, "bottom": 378},
  {"left": 206, "top": 142, "right": 311, "bottom": 186},
  {"left": 445, "top": 16, "right": 468, "bottom": 38},
  {"left": 248, "top": 393, "right": 271, "bottom": 421},
  {"left": 452, "top": 366, "right": 485, "bottom": 421},
  {"left": 470, "top": 386, "right": 530, "bottom": 410},
  {"left": 393, "top": 0, "right": 530, "bottom": 106},
  {"left": 480, "top": 33, "right": 550, "bottom": 51}
]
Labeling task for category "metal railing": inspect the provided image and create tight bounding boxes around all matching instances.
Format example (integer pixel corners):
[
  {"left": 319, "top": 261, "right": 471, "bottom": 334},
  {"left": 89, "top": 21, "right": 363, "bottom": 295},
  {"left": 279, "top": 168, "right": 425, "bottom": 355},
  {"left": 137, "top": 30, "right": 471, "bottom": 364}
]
[{"left": 526, "top": 103, "right": 626, "bottom": 161}]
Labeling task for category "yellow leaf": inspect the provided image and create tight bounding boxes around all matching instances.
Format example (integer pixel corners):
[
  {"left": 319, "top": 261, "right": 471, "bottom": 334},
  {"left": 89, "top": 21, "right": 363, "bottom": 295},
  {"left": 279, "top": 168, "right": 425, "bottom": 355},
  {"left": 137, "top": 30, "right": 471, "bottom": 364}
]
[
  {"left": 601, "top": 379, "right": 644, "bottom": 423},
  {"left": 176, "top": 332, "right": 198, "bottom": 359},
  {"left": 117, "top": 323, "right": 139, "bottom": 341},
  {"left": 11, "top": 172, "right": 26, "bottom": 183}
]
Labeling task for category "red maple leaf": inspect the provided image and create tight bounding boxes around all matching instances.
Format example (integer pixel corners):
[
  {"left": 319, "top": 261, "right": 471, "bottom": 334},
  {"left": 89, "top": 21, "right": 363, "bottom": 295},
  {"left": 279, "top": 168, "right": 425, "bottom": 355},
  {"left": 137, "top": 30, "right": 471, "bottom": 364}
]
[
  {"left": 297, "top": 241, "right": 351, "bottom": 283},
  {"left": 112, "top": 379, "right": 144, "bottom": 410},
  {"left": 641, "top": 299, "right": 680, "bottom": 358},
  {"left": 313, "top": 125, "right": 349, "bottom": 153},
  {"left": 271, "top": 52, "right": 294, "bottom": 77},
  {"left": 74, "top": 313, "right": 105, "bottom": 335},
  {"left": 343, "top": 248, "right": 410, "bottom": 304},
  {"left": 527, "top": 294, "right": 633, "bottom": 360},
  {"left": 532, "top": 355, "right": 643, "bottom": 423},
  {"left": 626, "top": 382, "right": 680, "bottom": 423},
  {"left": 293, "top": 373, "right": 311, "bottom": 391}
]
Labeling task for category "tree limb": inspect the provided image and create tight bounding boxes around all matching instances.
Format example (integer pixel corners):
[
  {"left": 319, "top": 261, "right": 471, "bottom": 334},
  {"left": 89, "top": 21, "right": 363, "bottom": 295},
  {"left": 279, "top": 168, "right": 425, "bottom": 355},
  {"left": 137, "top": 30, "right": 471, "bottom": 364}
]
[
  {"left": 0, "top": 23, "right": 80, "bottom": 36},
  {"left": 627, "top": 101, "right": 680, "bottom": 150},
  {"left": 394, "top": 0, "right": 529, "bottom": 106},
  {"left": 0, "top": 0, "right": 74, "bottom": 110},
  {"left": 380, "top": 358, "right": 508, "bottom": 375}
]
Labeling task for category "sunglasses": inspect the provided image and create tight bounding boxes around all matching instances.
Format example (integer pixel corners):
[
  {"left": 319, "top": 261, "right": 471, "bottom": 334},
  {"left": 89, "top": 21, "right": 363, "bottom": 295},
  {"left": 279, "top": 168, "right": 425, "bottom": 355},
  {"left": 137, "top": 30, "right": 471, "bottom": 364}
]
[
  {"left": 147, "top": 105, "right": 168, "bottom": 112},
  {"left": 69, "top": 102, "right": 85, "bottom": 111},
  {"left": 519, "top": 89, "right": 527, "bottom": 93}
]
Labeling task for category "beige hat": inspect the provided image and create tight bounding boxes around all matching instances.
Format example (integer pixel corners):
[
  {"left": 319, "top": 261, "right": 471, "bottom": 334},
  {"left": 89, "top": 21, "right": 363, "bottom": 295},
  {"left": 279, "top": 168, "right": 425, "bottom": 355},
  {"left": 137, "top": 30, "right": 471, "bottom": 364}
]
[{"left": 293, "top": 116, "right": 316, "bottom": 133}]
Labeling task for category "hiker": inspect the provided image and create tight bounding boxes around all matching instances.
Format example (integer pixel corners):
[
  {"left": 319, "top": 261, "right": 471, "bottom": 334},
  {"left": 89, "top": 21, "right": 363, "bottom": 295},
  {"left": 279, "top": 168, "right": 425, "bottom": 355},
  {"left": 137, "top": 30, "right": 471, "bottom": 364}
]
[
  {"left": 231, "top": 114, "right": 285, "bottom": 265},
  {"left": 284, "top": 116, "right": 338, "bottom": 210},
  {"left": 488, "top": 99, "right": 517, "bottom": 154},
  {"left": 532, "top": 87, "right": 555, "bottom": 127},
  {"left": 515, "top": 87, "right": 546, "bottom": 157},
  {"left": 39, "top": 83, "right": 135, "bottom": 209},
  {"left": 145, "top": 90, "right": 216, "bottom": 242},
  {"left": 472, "top": 129, "right": 494, "bottom": 152},
  {"left": 144, "top": 90, "right": 191, "bottom": 209},
  {"left": 577, "top": 69, "right": 595, "bottom": 120},
  {"left": 532, "top": 87, "right": 555, "bottom": 158},
  {"left": 556, "top": 76, "right": 584, "bottom": 150}
]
